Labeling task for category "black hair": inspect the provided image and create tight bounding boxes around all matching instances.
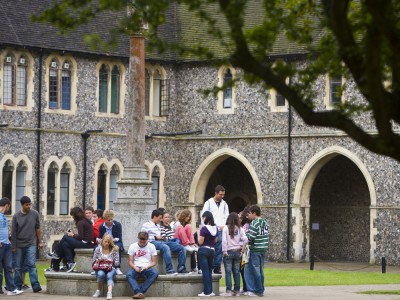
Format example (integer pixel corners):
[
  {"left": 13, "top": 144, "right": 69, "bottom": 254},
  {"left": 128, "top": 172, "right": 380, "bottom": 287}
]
[
  {"left": 249, "top": 205, "right": 261, "bottom": 216},
  {"left": 94, "top": 209, "right": 104, "bottom": 218},
  {"left": 202, "top": 211, "right": 215, "bottom": 226},
  {"left": 20, "top": 196, "right": 31, "bottom": 205},
  {"left": 70, "top": 206, "right": 85, "bottom": 223},
  {"left": 215, "top": 185, "right": 225, "bottom": 194},
  {"left": 0, "top": 197, "right": 11, "bottom": 207},
  {"left": 151, "top": 209, "right": 163, "bottom": 218}
]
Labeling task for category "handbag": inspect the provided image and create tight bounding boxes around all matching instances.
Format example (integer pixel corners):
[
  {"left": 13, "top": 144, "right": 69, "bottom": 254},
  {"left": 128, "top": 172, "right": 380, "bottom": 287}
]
[{"left": 93, "top": 258, "right": 113, "bottom": 272}]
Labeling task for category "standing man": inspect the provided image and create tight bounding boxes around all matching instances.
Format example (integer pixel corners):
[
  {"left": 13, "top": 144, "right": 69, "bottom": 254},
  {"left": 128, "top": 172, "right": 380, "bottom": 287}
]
[
  {"left": 244, "top": 205, "right": 269, "bottom": 297},
  {"left": 126, "top": 231, "right": 158, "bottom": 299},
  {"left": 11, "top": 196, "right": 42, "bottom": 293},
  {"left": 0, "top": 198, "right": 23, "bottom": 296},
  {"left": 201, "top": 185, "right": 229, "bottom": 274}
]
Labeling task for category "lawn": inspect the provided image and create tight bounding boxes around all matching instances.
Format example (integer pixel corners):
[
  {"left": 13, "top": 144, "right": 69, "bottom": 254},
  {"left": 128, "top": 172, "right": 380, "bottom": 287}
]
[{"left": 31, "top": 261, "right": 400, "bottom": 289}]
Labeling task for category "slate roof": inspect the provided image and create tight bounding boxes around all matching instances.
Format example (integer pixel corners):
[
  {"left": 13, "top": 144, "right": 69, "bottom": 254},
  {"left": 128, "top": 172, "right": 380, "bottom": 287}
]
[{"left": 0, "top": 0, "right": 313, "bottom": 62}]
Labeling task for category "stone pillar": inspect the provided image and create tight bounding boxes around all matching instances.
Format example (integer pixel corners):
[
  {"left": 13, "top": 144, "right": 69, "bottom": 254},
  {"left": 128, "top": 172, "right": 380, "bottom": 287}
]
[{"left": 114, "top": 34, "right": 154, "bottom": 248}]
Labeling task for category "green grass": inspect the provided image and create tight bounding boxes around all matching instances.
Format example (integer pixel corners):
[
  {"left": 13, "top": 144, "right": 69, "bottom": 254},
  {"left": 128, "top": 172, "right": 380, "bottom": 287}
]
[
  {"left": 359, "top": 290, "right": 400, "bottom": 295},
  {"left": 22, "top": 260, "right": 48, "bottom": 287},
  {"left": 220, "top": 268, "right": 400, "bottom": 287}
]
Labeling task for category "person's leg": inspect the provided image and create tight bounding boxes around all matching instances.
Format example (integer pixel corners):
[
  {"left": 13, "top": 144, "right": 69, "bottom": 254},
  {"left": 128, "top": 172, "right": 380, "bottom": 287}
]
[
  {"left": 62, "top": 236, "right": 90, "bottom": 263},
  {"left": 190, "top": 252, "right": 197, "bottom": 270},
  {"left": 212, "top": 230, "right": 223, "bottom": 271},
  {"left": 13, "top": 247, "right": 24, "bottom": 290},
  {"left": 3, "top": 244, "right": 16, "bottom": 291},
  {"left": 96, "top": 270, "right": 106, "bottom": 290},
  {"left": 244, "top": 261, "right": 255, "bottom": 293},
  {"left": 25, "top": 245, "right": 40, "bottom": 290},
  {"left": 198, "top": 248, "right": 213, "bottom": 295},
  {"left": 105, "top": 269, "right": 116, "bottom": 292},
  {"left": 232, "top": 251, "right": 242, "bottom": 292},
  {"left": 259, "top": 253, "right": 265, "bottom": 294},
  {"left": 223, "top": 251, "right": 234, "bottom": 292},
  {"left": 151, "top": 241, "right": 174, "bottom": 273},
  {"left": 126, "top": 269, "right": 142, "bottom": 294},
  {"left": 166, "top": 241, "right": 186, "bottom": 272},
  {"left": 141, "top": 268, "right": 159, "bottom": 293},
  {"left": 241, "top": 267, "right": 247, "bottom": 292}
]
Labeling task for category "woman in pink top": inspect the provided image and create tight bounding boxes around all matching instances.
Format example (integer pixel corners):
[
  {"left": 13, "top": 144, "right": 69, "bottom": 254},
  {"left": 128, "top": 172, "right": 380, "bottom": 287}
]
[
  {"left": 174, "top": 209, "right": 198, "bottom": 252},
  {"left": 221, "top": 212, "right": 247, "bottom": 296}
]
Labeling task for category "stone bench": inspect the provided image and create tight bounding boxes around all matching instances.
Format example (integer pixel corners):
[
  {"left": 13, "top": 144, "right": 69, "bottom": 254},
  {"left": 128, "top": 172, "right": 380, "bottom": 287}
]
[{"left": 45, "top": 248, "right": 222, "bottom": 297}]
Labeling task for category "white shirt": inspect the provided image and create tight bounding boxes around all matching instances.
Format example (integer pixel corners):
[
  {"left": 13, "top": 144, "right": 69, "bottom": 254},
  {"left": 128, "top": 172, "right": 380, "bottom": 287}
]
[
  {"left": 141, "top": 221, "right": 161, "bottom": 241},
  {"left": 128, "top": 242, "right": 157, "bottom": 268},
  {"left": 201, "top": 197, "right": 229, "bottom": 227}
]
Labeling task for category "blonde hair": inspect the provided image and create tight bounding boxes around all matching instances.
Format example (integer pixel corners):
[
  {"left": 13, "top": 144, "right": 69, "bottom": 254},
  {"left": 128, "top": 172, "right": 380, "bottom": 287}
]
[
  {"left": 103, "top": 209, "right": 115, "bottom": 220},
  {"left": 100, "top": 233, "right": 119, "bottom": 252}
]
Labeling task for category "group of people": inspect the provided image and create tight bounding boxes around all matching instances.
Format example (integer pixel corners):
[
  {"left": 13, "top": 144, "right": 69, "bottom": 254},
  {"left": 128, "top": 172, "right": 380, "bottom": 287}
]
[
  {"left": 0, "top": 184, "right": 269, "bottom": 299},
  {"left": 0, "top": 196, "right": 42, "bottom": 296}
]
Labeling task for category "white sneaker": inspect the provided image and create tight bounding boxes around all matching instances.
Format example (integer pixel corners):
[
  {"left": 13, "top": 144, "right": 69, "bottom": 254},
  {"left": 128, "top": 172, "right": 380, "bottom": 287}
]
[
  {"left": 93, "top": 290, "right": 101, "bottom": 298},
  {"left": 106, "top": 291, "right": 112, "bottom": 300},
  {"left": 210, "top": 292, "right": 215, "bottom": 296},
  {"left": 115, "top": 268, "right": 123, "bottom": 275},
  {"left": 7, "top": 289, "right": 23, "bottom": 296},
  {"left": 245, "top": 292, "right": 257, "bottom": 297},
  {"left": 90, "top": 271, "right": 96, "bottom": 275},
  {"left": 198, "top": 292, "right": 211, "bottom": 297},
  {"left": 184, "top": 245, "right": 195, "bottom": 252}
]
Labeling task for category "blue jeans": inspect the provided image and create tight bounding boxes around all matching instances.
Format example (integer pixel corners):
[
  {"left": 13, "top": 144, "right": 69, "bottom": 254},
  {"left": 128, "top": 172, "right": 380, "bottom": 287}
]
[
  {"left": 223, "top": 250, "right": 241, "bottom": 292},
  {"left": 14, "top": 246, "right": 40, "bottom": 290},
  {"left": 244, "top": 251, "right": 265, "bottom": 295},
  {"left": 96, "top": 268, "right": 116, "bottom": 287},
  {"left": 151, "top": 240, "right": 186, "bottom": 273},
  {"left": 126, "top": 268, "right": 158, "bottom": 294},
  {"left": 212, "top": 230, "right": 223, "bottom": 269},
  {"left": 0, "top": 244, "right": 16, "bottom": 291},
  {"left": 198, "top": 247, "right": 215, "bottom": 295}
]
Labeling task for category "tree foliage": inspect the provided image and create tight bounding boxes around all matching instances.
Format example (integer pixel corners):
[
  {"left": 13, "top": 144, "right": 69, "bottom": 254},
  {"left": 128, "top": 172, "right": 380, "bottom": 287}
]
[{"left": 34, "top": 0, "right": 400, "bottom": 162}]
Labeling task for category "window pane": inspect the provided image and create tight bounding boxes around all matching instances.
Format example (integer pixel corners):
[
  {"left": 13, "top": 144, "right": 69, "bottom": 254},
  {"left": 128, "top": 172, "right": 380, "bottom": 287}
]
[
  {"left": 15, "top": 169, "right": 26, "bottom": 213},
  {"left": 153, "top": 79, "right": 161, "bottom": 116},
  {"left": 49, "top": 68, "right": 59, "bottom": 109},
  {"left": 223, "top": 69, "right": 233, "bottom": 108},
  {"left": 47, "top": 170, "right": 56, "bottom": 215},
  {"left": 16, "top": 65, "right": 27, "bottom": 106},
  {"left": 2, "top": 169, "right": 12, "bottom": 215},
  {"left": 111, "top": 66, "right": 120, "bottom": 114},
  {"left": 3, "top": 64, "right": 15, "bottom": 105},
  {"left": 145, "top": 70, "right": 150, "bottom": 116},
  {"left": 60, "top": 170, "right": 69, "bottom": 215},
  {"left": 61, "top": 70, "right": 71, "bottom": 110},
  {"left": 276, "top": 92, "right": 286, "bottom": 107},
  {"left": 109, "top": 171, "right": 118, "bottom": 210},
  {"left": 97, "top": 170, "right": 106, "bottom": 210},
  {"left": 160, "top": 79, "right": 169, "bottom": 117},
  {"left": 99, "top": 65, "right": 108, "bottom": 112},
  {"left": 151, "top": 176, "right": 159, "bottom": 207},
  {"left": 330, "top": 76, "right": 342, "bottom": 104}
]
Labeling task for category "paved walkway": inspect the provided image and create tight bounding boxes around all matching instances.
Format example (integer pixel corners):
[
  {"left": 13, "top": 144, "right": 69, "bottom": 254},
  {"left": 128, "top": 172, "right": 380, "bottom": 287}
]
[{"left": 11, "top": 284, "right": 400, "bottom": 300}]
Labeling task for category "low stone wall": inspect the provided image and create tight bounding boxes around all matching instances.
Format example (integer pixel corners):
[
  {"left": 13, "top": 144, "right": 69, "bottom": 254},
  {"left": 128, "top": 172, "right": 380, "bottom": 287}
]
[{"left": 45, "top": 248, "right": 222, "bottom": 297}]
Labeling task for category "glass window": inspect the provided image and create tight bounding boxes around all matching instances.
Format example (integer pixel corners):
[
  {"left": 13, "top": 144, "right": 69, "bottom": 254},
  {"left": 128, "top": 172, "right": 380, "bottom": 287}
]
[
  {"left": 61, "top": 61, "right": 71, "bottom": 110},
  {"left": 151, "top": 167, "right": 160, "bottom": 207},
  {"left": 47, "top": 168, "right": 56, "bottom": 215},
  {"left": 276, "top": 92, "right": 286, "bottom": 107},
  {"left": 330, "top": 75, "right": 342, "bottom": 104},
  {"left": 110, "top": 66, "right": 120, "bottom": 114},
  {"left": 145, "top": 69, "right": 150, "bottom": 116},
  {"left": 109, "top": 169, "right": 118, "bottom": 210},
  {"left": 99, "top": 64, "right": 108, "bottom": 113},
  {"left": 2, "top": 163, "right": 13, "bottom": 215},
  {"left": 16, "top": 56, "right": 27, "bottom": 106},
  {"left": 60, "top": 166, "right": 69, "bottom": 215},
  {"left": 153, "top": 70, "right": 161, "bottom": 116},
  {"left": 15, "top": 166, "right": 26, "bottom": 213},
  {"left": 3, "top": 54, "right": 16, "bottom": 105},
  {"left": 223, "top": 68, "right": 233, "bottom": 108},
  {"left": 97, "top": 169, "right": 107, "bottom": 210},
  {"left": 49, "top": 60, "right": 59, "bottom": 109}
]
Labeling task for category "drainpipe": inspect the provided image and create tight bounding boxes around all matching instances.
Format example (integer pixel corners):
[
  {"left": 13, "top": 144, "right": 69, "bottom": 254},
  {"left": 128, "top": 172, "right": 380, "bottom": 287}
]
[
  {"left": 36, "top": 49, "right": 43, "bottom": 213},
  {"left": 81, "top": 129, "right": 103, "bottom": 209},
  {"left": 286, "top": 101, "right": 292, "bottom": 261}
]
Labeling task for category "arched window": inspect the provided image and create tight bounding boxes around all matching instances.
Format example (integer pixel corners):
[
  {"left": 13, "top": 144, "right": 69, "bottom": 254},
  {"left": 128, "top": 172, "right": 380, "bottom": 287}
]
[
  {"left": 109, "top": 167, "right": 118, "bottom": 209},
  {"left": 99, "top": 64, "right": 108, "bottom": 113},
  {"left": 217, "top": 66, "right": 236, "bottom": 114},
  {"left": 46, "top": 161, "right": 71, "bottom": 215},
  {"left": 330, "top": 75, "right": 342, "bottom": 104},
  {"left": 95, "top": 162, "right": 121, "bottom": 210},
  {"left": 1, "top": 160, "right": 27, "bottom": 215},
  {"left": 60, "top": 165, "right": 70, "bottom": 215},
  {"left": 15, "top": 162, "right": 26, "bottom": 213},
  {"left": 97, "top": 166, "right": 107, "bottom": 210},
  {"left": 111, "top": 66, "right": 120, "bottom": 113},
  {"left": 97, "top": 63, "right": 122, "bottom": 115},
  {"left": 46, "top": 162, "right": 58, "bottom": 215},
  {"left": 3, "top": 54, "right": 28, "bottom": 106},
  {"left": 145, "top": 69, "right": 150, "bottom": 116},
  {"left": 2, "top": 160, "right": 14, "bottom": 215},
  {"left": 49, "top": 59, "right": 72, "bottom": 110}
]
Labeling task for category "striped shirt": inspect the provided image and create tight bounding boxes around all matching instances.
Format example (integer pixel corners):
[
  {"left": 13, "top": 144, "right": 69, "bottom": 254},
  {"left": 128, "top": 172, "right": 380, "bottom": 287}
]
[
  {"left": 0, "top": 212, "right": 9, "bottom": 244},
  {"left": 161, "top": 224, "right": 175, "bottom": 241},
  {"left": 246, "top": 218, "right": 269, "bottom": 253}
]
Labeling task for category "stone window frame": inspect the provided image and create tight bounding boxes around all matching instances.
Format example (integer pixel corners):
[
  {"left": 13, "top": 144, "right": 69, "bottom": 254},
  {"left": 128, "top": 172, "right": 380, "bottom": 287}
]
[
  {"left": 217, "top": 66, "right": 237, "bottom": 114},
  {"left": 95, "top": 60, "right": 126, "bottom": 118},
  {"left": 44, "top": 55, "right": 77, "bottom": 115},
  {"left": 269, "top": 78, "right": 290, "bottom": 113},
  {"left": 42, "top": 156, "right": 76, "bottom": 220},
  {"left": 93, "top": 159, "right": 123, "bottom": 210},
  {"left": 0, "top": 49, "right": 34, "bottom": 112},
  {"left": 145, "top": 160, "right": 166, "bottom": 208},
  {"left": 324, "top": 74, "right": 346, "bottom": 109},
  {"left": 145, "top": 65, "right": 169, "bottom": 120},
  {"left": 0, "top": 154, "right": 33, "bottom": 216}
]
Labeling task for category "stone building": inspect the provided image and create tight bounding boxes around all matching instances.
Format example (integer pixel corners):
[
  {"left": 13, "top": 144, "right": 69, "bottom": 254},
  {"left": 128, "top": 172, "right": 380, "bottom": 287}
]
[{"left": 1, "top": 1, "right": 400, "bottom": 265}]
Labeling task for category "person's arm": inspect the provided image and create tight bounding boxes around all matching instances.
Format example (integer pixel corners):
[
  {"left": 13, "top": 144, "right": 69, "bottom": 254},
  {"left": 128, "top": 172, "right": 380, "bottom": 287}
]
[
  {"left": 113, "top": 222, "right": 122, "bottom": 242},
  {"left": 128, "top": 254, "right": 137, "bottom": 270},
  {"left": 92, "top": 247, "right": 101, "bottom": 264},
  {"left": 222, "top": 227, "right": 228, "bottom": 255},
  {"left": 74, "top": 220, "right": 84, "bottom": 240},
  {"left": 36, "top": 228, "right": 43, "bottom": 249},
  {"left": 11, "top": 215, "right": 17, "bottom": 252},
  {"left": 175, "top": 225, "right": 190, "bottom": 245}
]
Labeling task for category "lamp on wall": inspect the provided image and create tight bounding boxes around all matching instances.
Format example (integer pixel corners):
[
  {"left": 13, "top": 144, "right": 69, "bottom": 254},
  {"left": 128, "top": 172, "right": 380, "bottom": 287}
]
[{"left": 81, "top": 129, "right": 103, "bottom": 209}]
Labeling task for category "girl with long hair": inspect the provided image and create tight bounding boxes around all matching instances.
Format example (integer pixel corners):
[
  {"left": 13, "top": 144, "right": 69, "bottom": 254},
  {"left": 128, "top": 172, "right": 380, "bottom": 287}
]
[
  {"left": 221, "top": 212, "right": 247, "bottom": 296},
  {"left": 92, "top": 234, "right": 120, "bottom": 299},
  {"left": 174, "top": 209, "right": 198, "bottom": 252},
  {"left": 197, "top": 211, "right": 218, "bottom": 297}
]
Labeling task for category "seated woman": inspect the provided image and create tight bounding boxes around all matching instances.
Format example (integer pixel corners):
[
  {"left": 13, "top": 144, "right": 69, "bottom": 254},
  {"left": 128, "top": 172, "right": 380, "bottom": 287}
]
[
  {"left": 47, "top": 206, "right": 94, "bottom": 272},
  {"left": 92, "top": 234, "right": 119, "bottom": 300},
  {"left": 174, "top": 209, "right": 198, "bottom": 253}
]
